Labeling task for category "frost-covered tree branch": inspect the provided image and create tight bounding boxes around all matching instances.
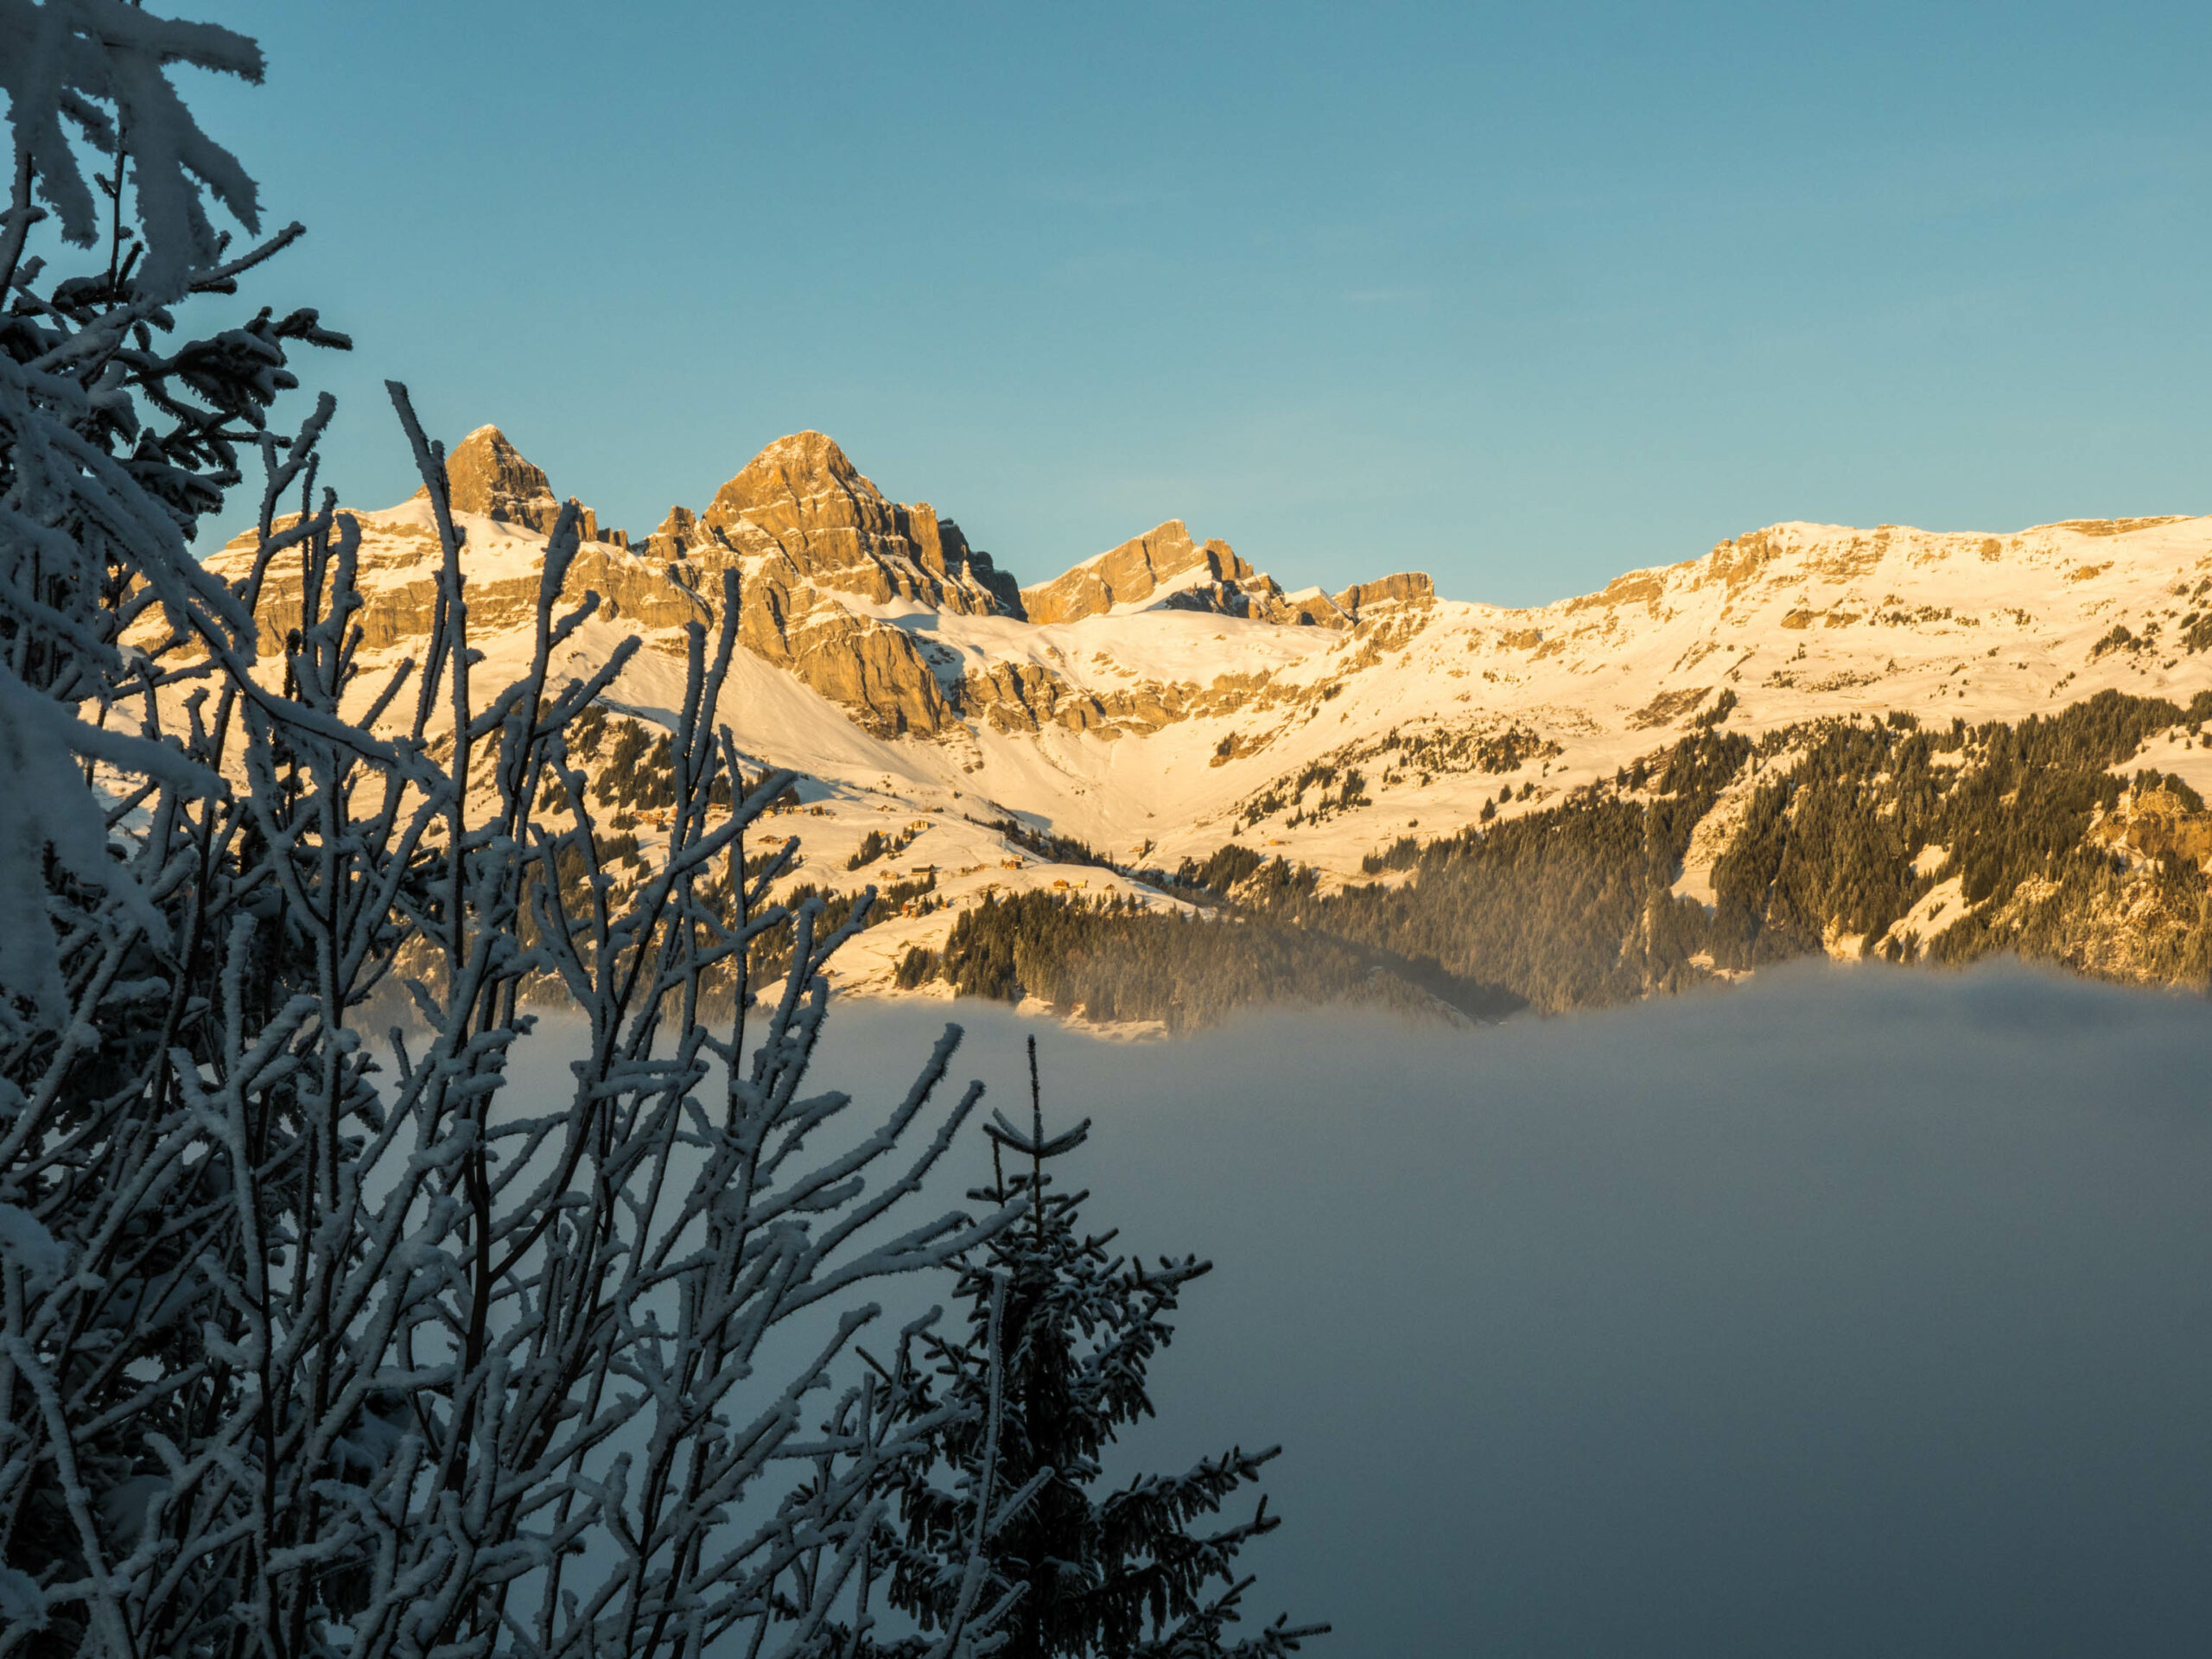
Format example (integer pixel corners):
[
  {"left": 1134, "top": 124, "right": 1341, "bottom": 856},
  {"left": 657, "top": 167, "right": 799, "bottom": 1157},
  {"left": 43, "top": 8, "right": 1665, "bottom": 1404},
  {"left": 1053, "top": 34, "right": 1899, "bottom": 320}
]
[{"left": 0, "top": 7, "right": 1020, "bottom": 1655}]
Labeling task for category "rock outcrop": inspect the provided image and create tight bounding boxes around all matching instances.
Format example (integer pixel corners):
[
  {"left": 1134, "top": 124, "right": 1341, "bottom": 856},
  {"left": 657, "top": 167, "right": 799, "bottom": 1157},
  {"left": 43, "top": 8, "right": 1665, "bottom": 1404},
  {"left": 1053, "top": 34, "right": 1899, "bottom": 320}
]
[
  {"left": 213, "top": 520, "right": 712, "bottom": 656},
  {"left": 1334, "top": 572, "right": 1435, "bottom": 618},
  {"left": 955, "top": 660, "right": 1188, "bottom": 737},
  {"left": 221, "top": 426, "right": 1443, "bottom": 748},
  {"left": 1022, "top": 522, "right": 1433, "bottom": 630},
  {"left": 1022, "top": 521, "right": 1248, "bottom": 624},
  {"left": 428, "top": 426, "right": 563, "bottom": 531},
  {"left": 734, "top": 573, "right": 953, "bottom": 738},
  {"left": 701, "top": 431, "right": 1022, "bottom": 618},
  {"left": 376, "top": 430, "right": 1019, "bottom": 740},
  {"left": 642, "top": 505, "right": 726, "bottom": 563},
  {"left": 592, "top": 431, "right": 1034, "bottom": 737}
]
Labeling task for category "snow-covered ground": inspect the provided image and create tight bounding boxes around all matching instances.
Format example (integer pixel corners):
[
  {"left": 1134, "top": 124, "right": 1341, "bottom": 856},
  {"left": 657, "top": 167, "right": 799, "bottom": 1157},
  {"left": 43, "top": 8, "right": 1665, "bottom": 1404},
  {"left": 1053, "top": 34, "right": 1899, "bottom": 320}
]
[{"left": 204, "top": 500, "right": 2212, "bottom": 995}]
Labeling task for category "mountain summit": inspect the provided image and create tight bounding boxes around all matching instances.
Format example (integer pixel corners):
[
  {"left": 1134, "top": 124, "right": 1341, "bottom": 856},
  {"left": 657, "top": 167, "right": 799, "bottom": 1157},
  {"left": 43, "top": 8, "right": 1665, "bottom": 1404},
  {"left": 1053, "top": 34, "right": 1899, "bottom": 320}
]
[
  {"left": 423, "top": 424, "right": 562, "bottom": 531},
  {"left": 699, "top": 430, "right": 1023, "bottom": 617},
  {"left": 702, "top": 429, "right": 870, "bottom": 527},
  {"left": 1024, "top": 520, "right": 1313, "bottom": 626},
  {"left": 214, "top": 435, "right": 2212, "bottom": 1020}
]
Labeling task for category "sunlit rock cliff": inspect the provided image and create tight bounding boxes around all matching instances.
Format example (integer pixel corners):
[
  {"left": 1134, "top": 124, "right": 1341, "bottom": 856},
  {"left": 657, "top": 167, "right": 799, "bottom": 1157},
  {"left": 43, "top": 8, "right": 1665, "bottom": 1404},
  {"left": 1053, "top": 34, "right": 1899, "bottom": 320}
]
[{"left": 204, "top": 429, "right": 2212, "bottom": 1022}]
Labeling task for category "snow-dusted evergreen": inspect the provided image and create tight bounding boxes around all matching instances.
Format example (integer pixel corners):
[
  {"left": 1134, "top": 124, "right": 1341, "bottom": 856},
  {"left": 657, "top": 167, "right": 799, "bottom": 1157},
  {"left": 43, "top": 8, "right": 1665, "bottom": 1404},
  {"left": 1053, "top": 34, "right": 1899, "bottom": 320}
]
[
  {"left": 861, "top": 1040, "right": 1325, "bottom": 1659},
  {"left": 1, "top": 7, "right": 1024, "bottom": 1654}
]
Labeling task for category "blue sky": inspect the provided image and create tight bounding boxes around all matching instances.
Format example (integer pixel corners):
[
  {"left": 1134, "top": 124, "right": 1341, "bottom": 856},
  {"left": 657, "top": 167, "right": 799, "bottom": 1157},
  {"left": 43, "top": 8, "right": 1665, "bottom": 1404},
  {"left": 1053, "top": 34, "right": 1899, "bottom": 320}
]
[{"left": 181, "top": 1, "right": 2212, "bottom": 605}]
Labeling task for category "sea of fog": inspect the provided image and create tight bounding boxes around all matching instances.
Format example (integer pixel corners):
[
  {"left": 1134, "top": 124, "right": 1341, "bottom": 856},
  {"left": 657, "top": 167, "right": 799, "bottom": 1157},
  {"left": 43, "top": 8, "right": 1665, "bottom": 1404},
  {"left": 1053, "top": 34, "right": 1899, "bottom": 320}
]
[{"left": 503, "top": 963, "right": 2212, "bottom": 1656}]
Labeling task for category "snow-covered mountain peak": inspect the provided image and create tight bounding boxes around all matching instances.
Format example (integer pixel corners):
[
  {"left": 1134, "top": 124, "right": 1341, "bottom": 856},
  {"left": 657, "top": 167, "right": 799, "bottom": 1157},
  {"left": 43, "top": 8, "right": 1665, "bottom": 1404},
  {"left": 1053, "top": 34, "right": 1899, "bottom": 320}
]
[
  {"left": 198, "top": 440, "right": 2212, "bottom": 1007},
  {"left": 1023, "top": 519, "right": 1254, "bottom": 623},
  {"left": 410, "top": 423, "right": 563, "bottom": 534},
  {"left": 702, "top": 429, "right": 873, "bottom": 525}
]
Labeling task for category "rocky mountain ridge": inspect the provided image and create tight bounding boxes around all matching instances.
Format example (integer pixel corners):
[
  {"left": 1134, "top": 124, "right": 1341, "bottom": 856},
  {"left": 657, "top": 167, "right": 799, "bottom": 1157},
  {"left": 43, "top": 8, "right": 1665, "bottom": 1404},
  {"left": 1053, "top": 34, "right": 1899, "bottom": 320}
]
[
  {"left": 225, "top": 424, "right": 1437, "bottom": 741},
  {"left": 207, "top": 426, "right": 2212, "bottom": 1022}
]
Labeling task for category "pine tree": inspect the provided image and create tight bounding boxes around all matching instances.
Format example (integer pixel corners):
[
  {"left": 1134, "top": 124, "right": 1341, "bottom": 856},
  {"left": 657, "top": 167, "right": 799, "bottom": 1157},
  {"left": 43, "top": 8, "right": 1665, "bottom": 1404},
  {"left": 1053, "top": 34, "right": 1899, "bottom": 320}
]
[{"left": 876, "top": 1038, "right": 1326, "bottom": 1658}]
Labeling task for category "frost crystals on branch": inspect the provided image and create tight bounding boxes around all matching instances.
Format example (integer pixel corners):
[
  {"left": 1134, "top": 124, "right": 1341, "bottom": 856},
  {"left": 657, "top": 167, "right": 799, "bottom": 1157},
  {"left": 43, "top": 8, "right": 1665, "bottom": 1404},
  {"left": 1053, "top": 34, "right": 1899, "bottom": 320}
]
[{"left": 1, "top": 8, "right": 1020, "bottom": 1652}]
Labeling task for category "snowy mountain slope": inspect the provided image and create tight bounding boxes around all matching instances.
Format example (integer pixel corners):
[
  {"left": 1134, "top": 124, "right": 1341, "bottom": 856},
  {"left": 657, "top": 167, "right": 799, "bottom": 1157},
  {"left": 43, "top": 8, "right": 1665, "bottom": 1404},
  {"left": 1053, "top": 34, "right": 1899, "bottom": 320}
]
[{"left": 202, "top": 428, "right": 2212, "bottom": 1007}]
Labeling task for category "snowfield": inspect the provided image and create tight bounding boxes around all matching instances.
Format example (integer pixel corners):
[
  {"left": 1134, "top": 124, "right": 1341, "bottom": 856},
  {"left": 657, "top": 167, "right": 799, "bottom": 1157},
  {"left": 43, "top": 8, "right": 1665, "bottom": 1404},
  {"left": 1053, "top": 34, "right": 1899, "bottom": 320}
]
[{"left": 205, "top": 490, "right": 2212, "bottom": 998}]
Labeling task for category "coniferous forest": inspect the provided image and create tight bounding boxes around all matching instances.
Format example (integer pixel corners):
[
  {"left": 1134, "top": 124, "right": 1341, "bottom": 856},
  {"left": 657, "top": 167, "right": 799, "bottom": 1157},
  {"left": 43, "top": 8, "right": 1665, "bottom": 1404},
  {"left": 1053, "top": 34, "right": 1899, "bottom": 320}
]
[{"left": 882, "top": 691, "right": 2212, "bottom": 1027}]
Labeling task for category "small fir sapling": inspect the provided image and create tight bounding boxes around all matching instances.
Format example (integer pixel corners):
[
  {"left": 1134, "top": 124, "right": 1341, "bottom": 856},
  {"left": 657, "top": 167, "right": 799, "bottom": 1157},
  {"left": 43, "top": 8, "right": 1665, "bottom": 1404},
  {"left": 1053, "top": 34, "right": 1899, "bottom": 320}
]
[{"left": 871, "top": 1037, "right": 1326, "bottom": 1659}]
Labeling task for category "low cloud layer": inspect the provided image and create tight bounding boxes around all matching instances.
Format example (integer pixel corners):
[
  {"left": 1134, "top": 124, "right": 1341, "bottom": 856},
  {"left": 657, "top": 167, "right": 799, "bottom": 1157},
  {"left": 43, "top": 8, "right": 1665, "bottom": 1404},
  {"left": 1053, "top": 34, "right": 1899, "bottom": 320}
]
[{"left": 805, "top": 963, "right": 2212, "bottom": 1657}]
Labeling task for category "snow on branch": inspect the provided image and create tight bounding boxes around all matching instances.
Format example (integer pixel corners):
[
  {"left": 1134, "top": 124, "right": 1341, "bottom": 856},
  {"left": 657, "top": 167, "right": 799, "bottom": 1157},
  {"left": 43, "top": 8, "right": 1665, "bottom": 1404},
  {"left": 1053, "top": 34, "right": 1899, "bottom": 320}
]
[{"left": 0, "top": 27, "right": 1026, "bottom": 1642}]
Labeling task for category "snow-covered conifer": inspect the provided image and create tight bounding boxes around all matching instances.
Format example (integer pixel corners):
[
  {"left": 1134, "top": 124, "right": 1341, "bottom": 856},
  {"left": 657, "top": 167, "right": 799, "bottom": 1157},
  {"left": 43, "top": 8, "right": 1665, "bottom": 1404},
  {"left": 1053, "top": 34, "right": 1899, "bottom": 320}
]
[
  {"left": 1, "top": 9, "right": 1019, "bottom": 1654},
  {"left": 862, "top": 1038, "right": 1325, "bottom": 1659}
]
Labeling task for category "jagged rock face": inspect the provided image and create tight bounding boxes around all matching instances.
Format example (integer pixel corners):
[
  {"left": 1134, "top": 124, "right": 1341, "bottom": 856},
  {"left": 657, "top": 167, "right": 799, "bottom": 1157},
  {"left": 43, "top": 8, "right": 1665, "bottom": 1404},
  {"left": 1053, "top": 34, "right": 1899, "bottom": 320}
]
[
  {"left": 207, "top": 519, "right": 710, "bottom": 657},
  {"left": 433, "top": 426, "right": 563, "bottom": 531},
  {"left": 1158, "top": 570, "right": 1334, "bottom": 626},
  {"left": 680, "top": 430, "right": 1026, "bottom": 735},
  {"left": 700, "top": 431, "right": 1021, "bottom": 618},
  {"left": 2089, "top": 784, "right": 2212, "bottom": 868},
  {"left": 1021, "top": 519, "right": 1431, "bottom": 629},
  {"left": 954, "top": 660, "right": 1186, "bottom": 737},
  {"left": 777, "top": 608, "right": 951, "bottom": 739},
  {"left": 573, "top": 545, "right": 713, "bottom": 629},
  {"left": 346, "top": 428, "right": 1433, "bottom": 740},
  {"left": 1335, "top": 572, "right": 1434, "bottom": 617},
  {"left": 736, "top": 568, "right": 953, "bottom": 738},
  {"left": 370, "top": 429, "right": 1005, "bottom": 737},
  {"left": 950, "top": 658, "right": 1315, "bottom": 741},
  {"left": 1021, "top": 520, "right": 1247, "bottom": 624},
  {"left": 641, "top": 504, "right": 727, "bottom": 563},
  {"left": 1277, "top": 588, "right": 1352, "bottom": 627}
]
